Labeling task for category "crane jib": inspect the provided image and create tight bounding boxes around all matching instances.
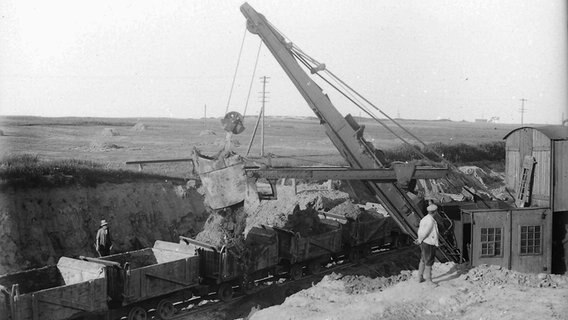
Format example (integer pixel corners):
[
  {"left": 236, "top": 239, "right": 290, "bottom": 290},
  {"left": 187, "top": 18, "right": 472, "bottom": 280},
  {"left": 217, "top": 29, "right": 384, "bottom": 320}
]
[
  {"left": 240, "top": 3, "right": 459, "bottom": 261},
  {"left": 240, "top": 2, "right": 461, "bottom": 263}
]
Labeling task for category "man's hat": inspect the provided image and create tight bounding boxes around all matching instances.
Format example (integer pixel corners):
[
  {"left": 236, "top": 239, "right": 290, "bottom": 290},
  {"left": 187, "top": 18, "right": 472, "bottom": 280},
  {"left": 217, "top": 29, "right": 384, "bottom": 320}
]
[
  {"left": 100, "top": 219, "right": 108, "bottom": 227},
  {"left": 427, "top": 204, "right": 438, "bottom": 212}
]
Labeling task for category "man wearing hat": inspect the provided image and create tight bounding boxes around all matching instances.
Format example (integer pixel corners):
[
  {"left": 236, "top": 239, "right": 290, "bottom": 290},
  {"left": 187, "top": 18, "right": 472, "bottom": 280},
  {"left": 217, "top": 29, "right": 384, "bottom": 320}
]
[
  {"left": 95, "top": 219, "right": 113, "bottom": 257},
  {"left": 415, "top": 203, "right": 440, "bottom": 286}
]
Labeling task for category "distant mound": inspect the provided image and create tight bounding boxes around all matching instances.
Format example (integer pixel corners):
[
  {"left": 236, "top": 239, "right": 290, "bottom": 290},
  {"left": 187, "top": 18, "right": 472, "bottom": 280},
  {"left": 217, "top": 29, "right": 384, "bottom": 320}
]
[
  {"left": 89, "top": 141, "right": 123, "bottom": 152},
  {"left": 131, "top": 123, "right": 147, "bottom": 131},
  {"left": 101, "top": 128, "right": 120, "bottom": 137},
  {"left": 199, "top": 130, "right": 216, "bottom": 136},
  {"left": 0, "top": 129, "right": 4, "bottom": 136}
]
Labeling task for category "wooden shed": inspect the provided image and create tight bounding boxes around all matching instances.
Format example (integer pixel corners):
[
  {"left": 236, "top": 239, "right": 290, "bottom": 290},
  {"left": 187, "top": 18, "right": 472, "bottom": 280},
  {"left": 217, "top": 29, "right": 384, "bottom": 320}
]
[
  {"left": 503, "top": 125, "right": 568, "bottom": 210},
  {"left": 502, "top": 125, "right": 568, "bottom": 273},
  {"left": 463, "top": 207, "right": 553, "bottom": 274}
]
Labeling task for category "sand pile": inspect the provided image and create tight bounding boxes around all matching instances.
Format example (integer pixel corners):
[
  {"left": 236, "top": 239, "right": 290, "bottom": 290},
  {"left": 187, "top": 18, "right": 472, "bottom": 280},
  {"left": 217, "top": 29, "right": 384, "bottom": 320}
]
[
  {"left": 249, "top": 261, "right": 568, "bottom": 320},
  {"left": 131, "top": 122, "right": 147, "bottom": 131},
  {"left": 88, "top": 141, "right": 123, "bottom": 152},
  {"left": 101, "top": 128, "right": 120, "bottom": 136},
  {"left": 460, "top": 263, "right": 568, "bottom": 288},
  {"left": 194, "top": 185, "right": 351, "bottom": 249},
  {"left": 244, "top": 188, "right": 350, "bottom": 235},
  {"left": 195, "top": 204, "right": 247, "bottom": 248},
  {"left": 325, "top": 199, "right": 360, "bottom": 219}
]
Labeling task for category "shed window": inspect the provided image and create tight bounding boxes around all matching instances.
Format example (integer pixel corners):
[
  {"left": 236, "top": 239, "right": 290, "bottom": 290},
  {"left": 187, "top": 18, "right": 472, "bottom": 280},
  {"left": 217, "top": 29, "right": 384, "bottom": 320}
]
[
  {"left": 520, "top": 225, "right": 542, "bottom": 255},
  {"left": 480, "top": 227, "right": 502, "bottom": 257}
]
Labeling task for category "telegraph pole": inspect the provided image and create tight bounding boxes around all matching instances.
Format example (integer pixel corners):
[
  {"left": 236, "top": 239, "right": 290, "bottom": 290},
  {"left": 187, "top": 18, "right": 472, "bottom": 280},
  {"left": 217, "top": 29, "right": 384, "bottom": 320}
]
[
  {"left": 203, "top": 104, "right": 207, "bottom": 128},
  {"left": 259, "top": 76, "right": 270, "bottom": 156},
  {"left": 519, "top": 98, "right": 528, "bottom": 126}
]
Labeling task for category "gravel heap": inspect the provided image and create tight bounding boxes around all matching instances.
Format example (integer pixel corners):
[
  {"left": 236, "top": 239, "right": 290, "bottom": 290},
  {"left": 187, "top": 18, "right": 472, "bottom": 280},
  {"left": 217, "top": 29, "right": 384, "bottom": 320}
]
[{"left": 460, "top": 264, "right": 568, "bottom": 288}]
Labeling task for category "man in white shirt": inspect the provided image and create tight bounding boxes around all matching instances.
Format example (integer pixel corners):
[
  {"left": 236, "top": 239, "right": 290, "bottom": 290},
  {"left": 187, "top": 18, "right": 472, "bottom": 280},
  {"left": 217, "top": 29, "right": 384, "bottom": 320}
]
[{"left": 415, "top": 204, "right": 440, "bottom": 285}]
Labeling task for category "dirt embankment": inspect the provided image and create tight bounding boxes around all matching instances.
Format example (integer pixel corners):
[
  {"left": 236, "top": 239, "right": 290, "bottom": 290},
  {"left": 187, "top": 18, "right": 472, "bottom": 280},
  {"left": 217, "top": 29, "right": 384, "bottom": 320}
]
[
  {"left": 248, "top": 262, "right": 568, "bottom": 320},
  {"left": 0, "top": 181, "right": 208, "bottom": 274}
]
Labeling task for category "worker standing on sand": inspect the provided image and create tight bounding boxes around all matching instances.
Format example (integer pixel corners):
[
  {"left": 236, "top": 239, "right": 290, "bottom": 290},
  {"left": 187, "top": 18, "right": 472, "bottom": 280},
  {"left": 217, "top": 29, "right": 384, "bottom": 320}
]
[
  {"left": 415, "top": 204, "right": 440, "bottom": 286},
  {"left": 95, "top": 219, "right": 113, "bottom": 257}
]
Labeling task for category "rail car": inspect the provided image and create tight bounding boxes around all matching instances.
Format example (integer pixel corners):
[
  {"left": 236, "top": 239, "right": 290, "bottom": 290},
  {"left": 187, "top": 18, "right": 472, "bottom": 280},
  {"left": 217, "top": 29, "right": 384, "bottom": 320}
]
[
  {"left": 0, "top": 241, "right": 199, "bottom": 320},
  {"left": 0, "top": 214, "right": 401, "bottom": 320}
]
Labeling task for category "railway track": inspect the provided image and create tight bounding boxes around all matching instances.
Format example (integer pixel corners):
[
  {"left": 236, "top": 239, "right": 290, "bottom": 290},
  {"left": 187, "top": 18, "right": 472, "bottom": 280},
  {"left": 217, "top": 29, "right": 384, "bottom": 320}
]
[{"left": 154, "top": 245, "right": 417, "bottom": 320}]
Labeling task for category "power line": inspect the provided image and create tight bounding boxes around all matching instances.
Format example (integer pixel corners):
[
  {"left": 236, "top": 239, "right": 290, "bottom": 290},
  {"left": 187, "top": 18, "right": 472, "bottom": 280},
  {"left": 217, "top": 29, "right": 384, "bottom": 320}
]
[{"left": 519, "top": 98, "right": 528, "bottom": 126}]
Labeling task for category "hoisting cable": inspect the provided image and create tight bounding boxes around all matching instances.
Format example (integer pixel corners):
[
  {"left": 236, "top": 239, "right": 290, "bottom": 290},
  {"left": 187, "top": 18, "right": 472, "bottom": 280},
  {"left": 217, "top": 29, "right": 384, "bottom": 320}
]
[
  {"left": 292, "top": 45, "right": 428, "bottom": 157},
  {"left": 242, "top": 40, "right": 263, "bottom": 119},
  {"left": 320, "top": 64, "right": 492, "bottom": 204},
  {"left": 291, "top": 47, "right": 493, "bottom": 205},
  {"left": 292, "top": 51, "right": 421, "bottom": 157},
  {"left": 225, "top": 27, "right": 248, "bottom": 114}
]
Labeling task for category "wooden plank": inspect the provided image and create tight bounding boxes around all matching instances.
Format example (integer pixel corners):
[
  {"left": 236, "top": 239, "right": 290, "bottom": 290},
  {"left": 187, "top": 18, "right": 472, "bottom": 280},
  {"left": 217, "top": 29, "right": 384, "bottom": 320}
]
[
  {"left": 515, "top": 156, "right": 536, "bottom": 207},
  {"left": 506, "top": 149, "right": 520, "bottom": 192},
  {"left": 532, "top": 150, "right": 551, "bottom": 207}
]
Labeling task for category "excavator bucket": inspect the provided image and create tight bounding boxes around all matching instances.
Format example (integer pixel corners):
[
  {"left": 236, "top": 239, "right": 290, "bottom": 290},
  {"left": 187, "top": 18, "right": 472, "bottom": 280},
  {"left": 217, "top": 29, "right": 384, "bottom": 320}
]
[{"left": 193, "top": 149, "right": 247, "bottom": 209}]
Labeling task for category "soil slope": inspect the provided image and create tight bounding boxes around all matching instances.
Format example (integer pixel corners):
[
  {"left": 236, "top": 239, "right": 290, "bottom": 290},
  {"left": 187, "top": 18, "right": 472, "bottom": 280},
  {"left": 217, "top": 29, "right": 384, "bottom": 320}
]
[
  {"left": 248, "top": 262, "right": 568, "bottom": 320},
  {"left": 0, "top": 181, "right": 208, "bottom": 274}
]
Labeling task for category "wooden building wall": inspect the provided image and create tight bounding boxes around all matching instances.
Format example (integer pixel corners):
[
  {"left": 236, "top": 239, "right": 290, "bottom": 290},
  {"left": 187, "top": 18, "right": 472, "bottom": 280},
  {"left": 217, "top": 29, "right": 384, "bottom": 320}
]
[
  {"left": 532, "top": 130, "right": 551, "bottom": 206},
  {"left": 553, "top": 140, "right": 568, "bottom": 211},
  {"left": 468, "top": 208, "right": 552, "bottom": 273},
  {"left": 505, "top": 128, "right": 551, "bottom": 207}
]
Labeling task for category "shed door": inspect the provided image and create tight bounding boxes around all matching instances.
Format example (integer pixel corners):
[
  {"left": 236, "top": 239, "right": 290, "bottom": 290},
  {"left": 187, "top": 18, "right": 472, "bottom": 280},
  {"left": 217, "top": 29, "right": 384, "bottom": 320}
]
[
  {"left": 510, "top": 208, "right": 552, "bottom": 273},
  {"left": 471, "top": 211, "right": 510, "bottom": 268}
]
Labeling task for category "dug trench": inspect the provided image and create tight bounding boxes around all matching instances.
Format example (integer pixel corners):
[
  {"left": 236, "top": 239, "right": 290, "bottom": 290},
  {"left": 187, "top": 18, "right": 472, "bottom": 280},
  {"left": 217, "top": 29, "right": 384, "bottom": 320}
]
[
  {"left": 0, "top": 173, "right": 423, "bottom": 319},
  {"left": 0, "top": 180, "right": 208, "bottom": 274}
]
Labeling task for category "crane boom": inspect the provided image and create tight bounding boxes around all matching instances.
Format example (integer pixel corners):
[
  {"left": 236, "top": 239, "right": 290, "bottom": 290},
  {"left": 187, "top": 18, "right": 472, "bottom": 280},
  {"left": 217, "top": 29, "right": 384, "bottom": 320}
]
[{"left": 240, "top": 3, "right": 461, "bottom": 262}]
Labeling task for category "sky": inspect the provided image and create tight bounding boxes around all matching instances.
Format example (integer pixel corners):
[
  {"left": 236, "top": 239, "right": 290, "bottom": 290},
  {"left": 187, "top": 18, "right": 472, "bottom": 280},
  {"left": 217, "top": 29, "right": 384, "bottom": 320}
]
[{"left": 0, "top": 0, "right": 566, "bottom": 124}]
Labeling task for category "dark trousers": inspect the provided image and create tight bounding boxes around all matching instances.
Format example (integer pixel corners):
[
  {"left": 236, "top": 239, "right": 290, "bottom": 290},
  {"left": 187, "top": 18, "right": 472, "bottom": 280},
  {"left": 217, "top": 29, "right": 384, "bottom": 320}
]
[
  {"left": 420, "top": 242, "right": 437, "bottom": 266},
  {"left": 97, "top": 247, "right": 110, "bottom": 257}
]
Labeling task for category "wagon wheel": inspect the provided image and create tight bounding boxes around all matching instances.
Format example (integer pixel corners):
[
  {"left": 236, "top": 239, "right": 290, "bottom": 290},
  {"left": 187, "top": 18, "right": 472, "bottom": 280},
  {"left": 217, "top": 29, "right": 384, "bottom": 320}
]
[
  {"left": 348, "top": 249, "right": 361, "bottom": 263},
  {"left": 217, "top": 283, "right": 234, "bottom": 301},
  {"left": 308, "top": 261, "right": 322, "bottom": 274},
  {"left": 240, "top": 274, "right": 253, "bottom": 294},
  {"left": 289, "top": 264, "right": 303, "bottom": 280},
  {"left": 127, "top": 306, "right": 147, "bottom": 320},
  {"left": 156, "top": 299, "right": 176, "bottom": 319}
]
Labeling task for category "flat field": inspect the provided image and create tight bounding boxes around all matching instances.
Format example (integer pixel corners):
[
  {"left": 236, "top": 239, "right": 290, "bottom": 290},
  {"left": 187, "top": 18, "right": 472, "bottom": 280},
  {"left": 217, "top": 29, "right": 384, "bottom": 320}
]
[{"left": 0, "top": 115, "right": 520, "bottom": 177}]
